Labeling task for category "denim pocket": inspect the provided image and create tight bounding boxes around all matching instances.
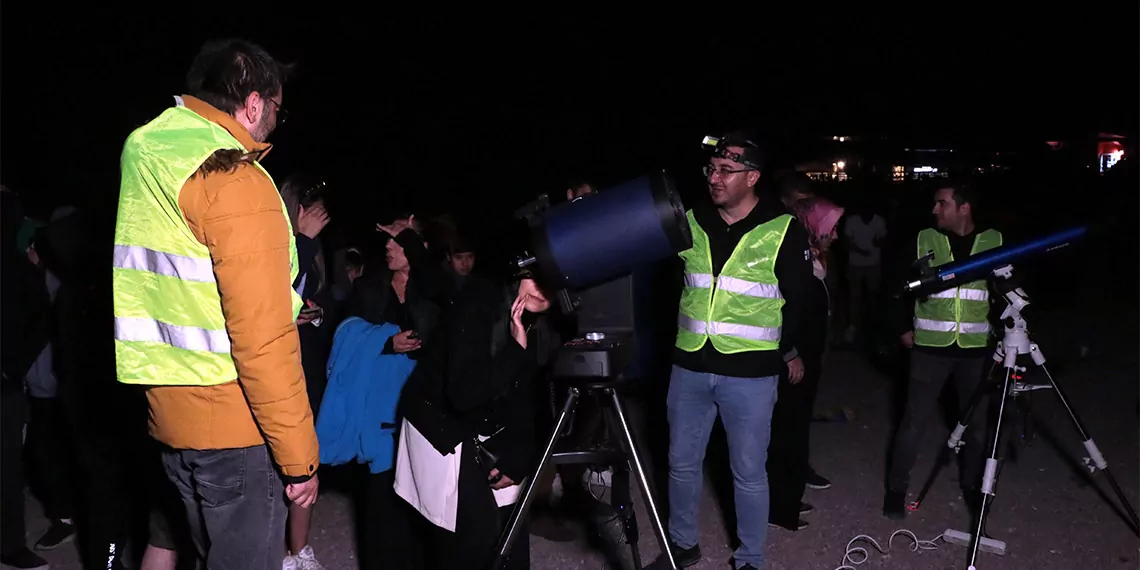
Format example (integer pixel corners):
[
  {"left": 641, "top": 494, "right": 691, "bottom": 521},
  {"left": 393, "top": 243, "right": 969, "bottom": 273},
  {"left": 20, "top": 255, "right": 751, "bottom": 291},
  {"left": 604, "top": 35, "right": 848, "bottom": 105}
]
[{"left": 191, "top": 448, "right": 247, "bottom": 508}]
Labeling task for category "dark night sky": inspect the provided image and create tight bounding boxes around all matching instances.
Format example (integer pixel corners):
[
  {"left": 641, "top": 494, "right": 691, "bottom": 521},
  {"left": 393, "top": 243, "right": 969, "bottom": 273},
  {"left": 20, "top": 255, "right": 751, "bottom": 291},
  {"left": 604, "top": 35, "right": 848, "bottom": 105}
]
[{"left": 3, "top": 9, "right": 1137, "bottom": 237}]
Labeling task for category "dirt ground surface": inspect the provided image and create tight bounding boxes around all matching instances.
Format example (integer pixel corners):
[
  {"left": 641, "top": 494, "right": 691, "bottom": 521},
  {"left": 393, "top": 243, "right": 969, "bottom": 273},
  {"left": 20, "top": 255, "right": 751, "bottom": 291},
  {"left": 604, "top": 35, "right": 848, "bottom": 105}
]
[{"left": 24, "top": 301, "right": 1139, "bottom": 570}]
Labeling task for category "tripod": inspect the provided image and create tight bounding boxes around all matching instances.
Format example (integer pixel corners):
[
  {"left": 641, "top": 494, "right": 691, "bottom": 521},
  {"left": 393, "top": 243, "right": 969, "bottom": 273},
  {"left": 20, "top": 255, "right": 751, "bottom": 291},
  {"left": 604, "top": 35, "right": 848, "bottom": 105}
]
[
  {"left": 910, "top": 268, "right": 1140, "bottom": 570},
  {"left": 493, "top": 377, "right": 677, "bottom": 570}
]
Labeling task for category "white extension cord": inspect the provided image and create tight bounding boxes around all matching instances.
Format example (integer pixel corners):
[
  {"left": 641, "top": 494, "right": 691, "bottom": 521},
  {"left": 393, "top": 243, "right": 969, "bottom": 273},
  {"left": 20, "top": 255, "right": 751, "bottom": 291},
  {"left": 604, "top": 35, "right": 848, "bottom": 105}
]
[{"left": 832, "top": 529, "right": 943, "bottom": 570}]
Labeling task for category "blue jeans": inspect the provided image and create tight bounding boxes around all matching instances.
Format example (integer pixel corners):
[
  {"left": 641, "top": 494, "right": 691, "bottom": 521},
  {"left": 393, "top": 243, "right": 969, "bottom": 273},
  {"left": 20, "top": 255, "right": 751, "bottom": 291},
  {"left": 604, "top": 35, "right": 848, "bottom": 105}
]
[
  {"left": 667, "top": 365, "right": 778, "bottom": 569},
  {"left": 162, "top": 445, "right": 287, "bottom": 570}
]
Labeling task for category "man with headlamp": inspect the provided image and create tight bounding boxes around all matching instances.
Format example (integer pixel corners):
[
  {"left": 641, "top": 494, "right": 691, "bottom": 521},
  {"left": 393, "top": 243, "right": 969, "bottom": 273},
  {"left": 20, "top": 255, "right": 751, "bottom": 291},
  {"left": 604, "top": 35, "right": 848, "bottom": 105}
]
[{"left": 648, "top": 132, "right": 815, "bottom": 570}]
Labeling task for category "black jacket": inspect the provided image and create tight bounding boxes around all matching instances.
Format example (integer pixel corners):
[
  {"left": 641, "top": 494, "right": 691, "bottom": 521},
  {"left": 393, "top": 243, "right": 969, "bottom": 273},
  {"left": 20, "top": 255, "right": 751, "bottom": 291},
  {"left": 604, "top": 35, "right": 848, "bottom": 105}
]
[
  {"left": 37, "top": 208, "right": 147, "bottom": 437},
  {"left": 399, "top": 278, "right": 548, "bottom": 482},
  {"left": 342, "top": 229, "right": 447, "bottom": 351},
  {"left": 0, "top": 252, "right": 50, "bottom": 391},
  {"left": 1, "top": 192, "right": 51, "bottom": 390}
]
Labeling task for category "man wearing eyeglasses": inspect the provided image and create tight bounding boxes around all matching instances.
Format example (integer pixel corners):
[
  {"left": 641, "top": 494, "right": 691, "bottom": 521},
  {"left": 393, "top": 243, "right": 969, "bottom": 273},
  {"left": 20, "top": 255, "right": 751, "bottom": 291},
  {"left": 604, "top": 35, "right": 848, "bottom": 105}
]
[
  {"left": 648, "top": 131, "right": 815, "bottom": 570},
  {"left": 112, "top": 39, "right": 317, "bottom": 570}
]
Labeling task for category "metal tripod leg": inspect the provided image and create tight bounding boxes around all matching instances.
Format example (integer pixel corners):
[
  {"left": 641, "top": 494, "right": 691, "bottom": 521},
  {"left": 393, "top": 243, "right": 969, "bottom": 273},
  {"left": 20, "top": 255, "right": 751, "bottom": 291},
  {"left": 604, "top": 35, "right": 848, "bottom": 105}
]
[
  {"left": 909, "top": 370, "right": 993, "bottom": 512},
  {"left": 605, "top": 450, "right": 642, "bottom": 570},
  {"left": 967, "top": 361, "right": 1015, "bottom": 570},
  {"left": 494, "top": 388, "right": 580, "bottom": 568},
  {"left": 1035, "top": 361, "right": 1140, "bottom": 531},
  {"left": 607, "top": 389, "right": 677, "bottom": 570}
]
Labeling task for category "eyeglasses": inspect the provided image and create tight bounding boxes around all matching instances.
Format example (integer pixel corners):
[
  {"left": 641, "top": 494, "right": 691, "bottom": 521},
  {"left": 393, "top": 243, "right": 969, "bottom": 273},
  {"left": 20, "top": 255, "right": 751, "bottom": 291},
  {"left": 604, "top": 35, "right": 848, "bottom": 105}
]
[
  {"left": 703, "top": 165, "right": 755, "bottom": 178},
  {"left": 267, "top": 99, "right": 289, "bottom": 126}
]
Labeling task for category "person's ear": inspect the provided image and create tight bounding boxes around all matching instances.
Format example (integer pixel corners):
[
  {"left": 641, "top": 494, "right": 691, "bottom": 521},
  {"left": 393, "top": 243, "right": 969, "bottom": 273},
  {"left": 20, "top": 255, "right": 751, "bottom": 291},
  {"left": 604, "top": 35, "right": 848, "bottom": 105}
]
[
  {"left": 242, "top": 91, "right": 264, "bottom": 124},
  {"left": 747, "top": 171, "right": 761, "bottom": 188}
]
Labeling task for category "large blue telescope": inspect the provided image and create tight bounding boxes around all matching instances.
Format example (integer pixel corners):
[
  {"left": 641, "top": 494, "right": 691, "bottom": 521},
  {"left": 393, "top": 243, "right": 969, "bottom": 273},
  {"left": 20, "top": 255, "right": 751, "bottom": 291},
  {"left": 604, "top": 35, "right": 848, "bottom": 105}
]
[
  {"left": 521, "top": 170, "right": 692, "bottom": 292},
  {"left": 904, "top": 226, "right": 1088, "bottom": 294}
]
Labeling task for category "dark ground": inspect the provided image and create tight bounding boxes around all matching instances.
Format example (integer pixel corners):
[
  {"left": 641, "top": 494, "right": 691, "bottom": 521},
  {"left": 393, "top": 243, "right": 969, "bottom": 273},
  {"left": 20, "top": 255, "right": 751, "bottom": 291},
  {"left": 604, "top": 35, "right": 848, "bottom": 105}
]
[{"left": 23, "top": 287, "right": 1139, "bottom": 570}]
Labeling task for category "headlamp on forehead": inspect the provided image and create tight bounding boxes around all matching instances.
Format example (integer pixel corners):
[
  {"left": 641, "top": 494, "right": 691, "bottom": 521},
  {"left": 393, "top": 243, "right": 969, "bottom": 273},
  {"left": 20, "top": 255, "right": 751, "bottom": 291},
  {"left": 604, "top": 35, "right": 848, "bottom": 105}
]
[{"left": 701, "top": 134, "right": 764, "bottom": 171}]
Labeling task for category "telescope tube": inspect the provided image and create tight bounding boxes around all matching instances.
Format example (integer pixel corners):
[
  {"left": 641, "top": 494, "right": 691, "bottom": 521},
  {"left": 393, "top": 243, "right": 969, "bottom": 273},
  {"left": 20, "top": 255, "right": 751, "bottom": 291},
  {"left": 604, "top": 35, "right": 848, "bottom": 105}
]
[
  {"left": 904, "top": 226, "right": 1088, "bottom": 293},
  {"left": 529, "top": 170, "right": 691, "bottom": 291}
]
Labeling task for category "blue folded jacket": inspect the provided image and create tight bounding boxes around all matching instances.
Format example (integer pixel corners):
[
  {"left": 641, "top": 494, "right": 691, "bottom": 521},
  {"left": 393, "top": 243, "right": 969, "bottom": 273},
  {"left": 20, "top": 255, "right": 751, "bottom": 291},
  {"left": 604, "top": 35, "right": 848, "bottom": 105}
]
[{"left": 316, "top": 317, "right": 417, "bottom": 474}]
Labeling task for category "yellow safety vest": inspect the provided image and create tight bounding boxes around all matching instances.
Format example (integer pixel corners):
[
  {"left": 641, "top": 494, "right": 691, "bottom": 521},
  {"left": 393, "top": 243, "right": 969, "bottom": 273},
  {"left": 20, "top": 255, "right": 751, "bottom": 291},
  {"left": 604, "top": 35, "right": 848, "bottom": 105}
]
[
  {"left": 913, "top": 228, "right": 1003, "bottom": 348},
  {"left": 112, "top": 101, "right": 303, "bottom": 386},
  {"left": 676, "top": 210, "right": 792, "bottom": 354}
]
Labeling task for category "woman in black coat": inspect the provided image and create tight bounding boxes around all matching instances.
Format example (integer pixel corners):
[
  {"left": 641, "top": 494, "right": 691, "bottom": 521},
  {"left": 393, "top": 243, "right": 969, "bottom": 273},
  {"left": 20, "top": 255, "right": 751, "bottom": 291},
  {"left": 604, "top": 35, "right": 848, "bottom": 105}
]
[
  {"left": 395, "top": 275, "right": 554, "bottom": 570},
  {"left": 342, "top": 215, "right": 449, "bottom": 570}
]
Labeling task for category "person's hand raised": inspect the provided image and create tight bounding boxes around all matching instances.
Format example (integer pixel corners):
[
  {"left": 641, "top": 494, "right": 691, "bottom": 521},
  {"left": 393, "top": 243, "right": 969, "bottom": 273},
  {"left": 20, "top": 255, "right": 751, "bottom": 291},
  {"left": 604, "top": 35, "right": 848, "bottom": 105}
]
[
  {"left": 297, "top": 202, "right": 330, "bottom": 239},
  {"left": 510, "top": 294, "right": 528, "bottom": 349},
  {"left": 376, "top": 215, "right": 415, "bottom": 238}
]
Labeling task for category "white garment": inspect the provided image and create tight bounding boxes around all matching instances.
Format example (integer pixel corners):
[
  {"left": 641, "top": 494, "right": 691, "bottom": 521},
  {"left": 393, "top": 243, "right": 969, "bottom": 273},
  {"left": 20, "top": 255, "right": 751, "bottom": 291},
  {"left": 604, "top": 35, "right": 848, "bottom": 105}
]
[
  {"left": 394, "top": 419, "right": 523, "bottom": 532},
  {"left": 844, "top": 214, "right": 887, "bottom": 267}
]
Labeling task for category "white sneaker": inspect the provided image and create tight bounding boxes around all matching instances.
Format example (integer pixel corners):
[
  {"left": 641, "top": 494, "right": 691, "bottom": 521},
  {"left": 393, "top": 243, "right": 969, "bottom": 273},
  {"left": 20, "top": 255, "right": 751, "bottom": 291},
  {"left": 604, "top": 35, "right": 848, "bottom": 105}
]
[
  {"left": 296, "top": 545, "right": 325, "bottom": 570},
  {"left": 282, "top": 555, "right": 299, "bottom": 570},
  {"left": 549, "top": 473, "right": 564, "bottom": 507}
]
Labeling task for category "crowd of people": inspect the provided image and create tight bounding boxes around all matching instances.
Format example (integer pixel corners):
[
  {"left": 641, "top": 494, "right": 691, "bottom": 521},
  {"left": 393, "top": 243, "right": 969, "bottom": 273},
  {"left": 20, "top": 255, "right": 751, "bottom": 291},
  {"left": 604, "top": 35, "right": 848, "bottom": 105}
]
[{"left": 2, "top": 37, "right": 1031, "bottom": 570}]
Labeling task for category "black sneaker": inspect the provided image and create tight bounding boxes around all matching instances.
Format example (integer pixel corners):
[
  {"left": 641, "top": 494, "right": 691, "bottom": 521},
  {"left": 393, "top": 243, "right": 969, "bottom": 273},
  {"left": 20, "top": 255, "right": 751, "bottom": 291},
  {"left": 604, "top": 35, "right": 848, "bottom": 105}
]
[
  {"left": 883, "top": 490, "right": 907, "bottom": 520},
  {"left": 646, "top": 541, "right": 701, "bottom": 568},
  {"left": 0, "top": 547, "right": 50, "bottom": 569},
  {"left": 806, "top": 470, "right": 832, "bottom": 490},
  {"left": 35, "top": 519, "right": 76, "bottom": 551},
  {"left": 799, "top": 502, "right": 814, "bottom": 515},
  {"left": 738, "top": 565, "right": 760, "bottom": 570},
  {"left": 768, "top": 518, "right": 810, "bottom": 531}
]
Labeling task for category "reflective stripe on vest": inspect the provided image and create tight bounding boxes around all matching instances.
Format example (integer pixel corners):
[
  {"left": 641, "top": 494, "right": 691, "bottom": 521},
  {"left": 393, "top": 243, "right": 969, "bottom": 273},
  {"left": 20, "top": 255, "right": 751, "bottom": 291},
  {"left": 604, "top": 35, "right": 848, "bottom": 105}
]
[
  {"left": 113, "top": 245, "right": 216, "bottom": 283},
  {"left": 113, "top": 103, "right": 303, "bottom": 386},
  {"left": 675, "top": 210, "right": 791, "bottom": 354},
  {"left": 913, "top": 228, "right": 1003, "bottom": 349},
  {"left": 112, "top": 245, "right": 230, "bottom": 353},
  {"left": 115, "top": 317, "right": 231, "bottom": 353}
]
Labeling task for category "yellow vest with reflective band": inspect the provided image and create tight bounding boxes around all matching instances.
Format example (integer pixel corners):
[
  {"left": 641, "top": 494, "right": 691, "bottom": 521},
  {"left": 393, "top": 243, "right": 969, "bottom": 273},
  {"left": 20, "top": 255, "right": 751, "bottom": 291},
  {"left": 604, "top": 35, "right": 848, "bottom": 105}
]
[
  {"left": 913, "top": 228, "right": 1003, "bottom": 349},
  {"left": 675, "top": 210, "right": 791, "bottom": 354},
  {"left": 112, "top": 103, "right": 304, "bottom": 386}
]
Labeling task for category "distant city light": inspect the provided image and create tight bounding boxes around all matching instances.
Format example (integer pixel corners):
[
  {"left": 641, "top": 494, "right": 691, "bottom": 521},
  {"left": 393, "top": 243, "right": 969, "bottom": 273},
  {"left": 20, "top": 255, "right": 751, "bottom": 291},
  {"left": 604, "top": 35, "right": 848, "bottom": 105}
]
[
  {"left": 836, "top": 161, "right": 847, "bottom": 170},
  {"left": 913, "top": 166, "right": 938, "bottom": 173},
  {"left": 1097, "top": 140, "right": 1125, "bottom": 173},
  {"left": 1101, "top": 149, "right": 1124, "bottom": 172}
]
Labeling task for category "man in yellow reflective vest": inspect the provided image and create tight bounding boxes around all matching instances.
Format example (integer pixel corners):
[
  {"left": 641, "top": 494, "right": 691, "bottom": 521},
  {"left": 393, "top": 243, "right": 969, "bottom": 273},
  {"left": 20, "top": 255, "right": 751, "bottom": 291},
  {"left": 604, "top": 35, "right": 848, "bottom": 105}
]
[
  {"left": 884, "top": 182, "right": 1002, "bottom": 526},
  {"left": 113, "top": 39, "right": 318, "bottom": 569},
  {"left": 647, "top": 132, "right": 816, "bottom": 570}
]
